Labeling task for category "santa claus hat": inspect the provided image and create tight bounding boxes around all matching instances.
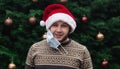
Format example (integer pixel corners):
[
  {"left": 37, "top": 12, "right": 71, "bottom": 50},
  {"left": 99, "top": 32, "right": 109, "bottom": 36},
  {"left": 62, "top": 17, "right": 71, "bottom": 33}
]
[{"left": 40, "top": 4, "right": 76, "bottom": 33}]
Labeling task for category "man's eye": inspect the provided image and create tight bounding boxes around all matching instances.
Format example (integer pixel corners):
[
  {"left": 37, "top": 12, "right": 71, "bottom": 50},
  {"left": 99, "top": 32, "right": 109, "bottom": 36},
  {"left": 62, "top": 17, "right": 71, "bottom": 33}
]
[
  {"left": 62, "top": 24, "right": 68, "bottom": 27},
  {"left": 52, "top": 24, "right": 57, "bottom": 27}
]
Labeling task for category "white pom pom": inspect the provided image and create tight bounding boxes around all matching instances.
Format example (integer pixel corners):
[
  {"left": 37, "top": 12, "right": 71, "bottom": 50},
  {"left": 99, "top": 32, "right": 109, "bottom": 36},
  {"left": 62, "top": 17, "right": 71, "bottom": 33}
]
[{"left": 40, "top": 20, "right": 45, "bottom": 26}]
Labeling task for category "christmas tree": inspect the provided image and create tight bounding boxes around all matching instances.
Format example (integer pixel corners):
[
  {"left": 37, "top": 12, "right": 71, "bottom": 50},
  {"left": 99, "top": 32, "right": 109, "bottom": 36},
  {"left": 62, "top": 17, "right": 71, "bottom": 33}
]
[{"left": 0, "top": 0, "right": 120, "bottom": 69}]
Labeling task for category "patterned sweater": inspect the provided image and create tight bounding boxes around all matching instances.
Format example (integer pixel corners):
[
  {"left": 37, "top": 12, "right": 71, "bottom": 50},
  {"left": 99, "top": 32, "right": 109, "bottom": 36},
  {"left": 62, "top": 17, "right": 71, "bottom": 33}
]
[{"left": 25, "top": 39, "right": 93, "bottom": 69}]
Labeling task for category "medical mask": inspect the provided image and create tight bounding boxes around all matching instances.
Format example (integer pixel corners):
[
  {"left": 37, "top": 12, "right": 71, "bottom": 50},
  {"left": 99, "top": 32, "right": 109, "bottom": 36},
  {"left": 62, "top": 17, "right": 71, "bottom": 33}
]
[
  {"left": 46, "top": 30, "right": 68, "bottom": 54},
  {"left": 46, "top": 30, "right": 61, "bottom": 49}
]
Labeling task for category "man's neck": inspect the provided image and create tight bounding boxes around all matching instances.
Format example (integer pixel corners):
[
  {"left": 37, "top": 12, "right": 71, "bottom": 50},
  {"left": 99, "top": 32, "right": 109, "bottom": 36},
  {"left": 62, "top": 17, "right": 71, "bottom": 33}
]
[{"left": 61, "top": 38, "right": 71, "bottom": 46}]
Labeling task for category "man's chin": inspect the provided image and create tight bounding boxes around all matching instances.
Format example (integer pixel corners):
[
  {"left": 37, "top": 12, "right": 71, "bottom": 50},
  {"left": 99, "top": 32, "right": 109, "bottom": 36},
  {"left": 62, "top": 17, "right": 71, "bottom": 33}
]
[
  {"left": 58, "top": 38, "right": 67, "bottom": 43},
  {"left": 56, "top": 38, "right": 63, "bottom": 42},
  {"left": 56, "top": 36, "right": 68, "bottom": 43},
  {"left": 57, "top": 39, "right": 62, "bottom": 42}
]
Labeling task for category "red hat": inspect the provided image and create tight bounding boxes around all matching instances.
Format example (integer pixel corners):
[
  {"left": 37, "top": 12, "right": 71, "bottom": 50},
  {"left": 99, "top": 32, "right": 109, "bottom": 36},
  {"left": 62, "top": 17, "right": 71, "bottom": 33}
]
[{"left": 40, "top": 4, "right": 76, "bottom": 33}]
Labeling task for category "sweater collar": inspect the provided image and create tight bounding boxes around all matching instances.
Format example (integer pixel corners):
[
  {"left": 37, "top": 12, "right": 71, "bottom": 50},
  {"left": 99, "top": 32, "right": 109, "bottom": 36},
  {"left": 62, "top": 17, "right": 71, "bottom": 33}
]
[{"left": 61, "top": 38, "right": 71, "bottom": 46}]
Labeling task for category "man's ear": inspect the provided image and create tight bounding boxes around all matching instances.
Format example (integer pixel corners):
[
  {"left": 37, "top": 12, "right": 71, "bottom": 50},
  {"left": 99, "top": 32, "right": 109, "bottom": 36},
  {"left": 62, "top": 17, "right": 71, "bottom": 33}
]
[{"left": 69, "top": 26, "right": 72, "bottom": 34}]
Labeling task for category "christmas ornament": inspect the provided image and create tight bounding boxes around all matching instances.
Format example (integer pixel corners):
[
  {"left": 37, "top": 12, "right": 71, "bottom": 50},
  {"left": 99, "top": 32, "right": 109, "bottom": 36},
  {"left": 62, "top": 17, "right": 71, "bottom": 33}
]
[
  {"left": 5, "top": 17, "right": 13, "bottom": 26},
  {"left": 60, "top": 0, "right": 68, "bottom": 4},
  {"left": 29, "top": 16, "right": 36, "bottom": 24},
  {"left": 82, "top": 15, "right": 88, "bottom": 23},
  {"left": 101, "top": 59, "right": 109, "bottom": 68},
  {"left": 42, "top": 32, "right": 46, "bottom": 39},
  {"left": 32, "top": 0, "right": 38, "bottom": 2},
  {"left": 8, "top": 62, "right": 16, "bottom": 69},
  {"left": 97, "top": 32, "right": 104, "bottom": 40}
]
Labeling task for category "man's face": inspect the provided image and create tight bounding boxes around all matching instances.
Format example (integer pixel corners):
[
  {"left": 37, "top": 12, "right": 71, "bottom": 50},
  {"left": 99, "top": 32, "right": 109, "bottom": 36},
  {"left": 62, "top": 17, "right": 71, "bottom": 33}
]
[{"left": 50, "top": 21, "right": 70, "bottom": 42}]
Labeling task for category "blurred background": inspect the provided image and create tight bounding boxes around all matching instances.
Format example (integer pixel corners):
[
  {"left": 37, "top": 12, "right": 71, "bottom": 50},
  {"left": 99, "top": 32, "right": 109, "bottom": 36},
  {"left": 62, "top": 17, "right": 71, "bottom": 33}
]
[{"left": 0, "top": 0, "right": 120, "bottom": 69}]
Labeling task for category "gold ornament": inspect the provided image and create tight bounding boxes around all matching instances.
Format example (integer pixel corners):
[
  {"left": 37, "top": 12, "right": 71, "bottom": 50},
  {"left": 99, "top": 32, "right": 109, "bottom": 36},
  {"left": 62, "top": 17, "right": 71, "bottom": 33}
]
[
  {"left": 42, "top": 32, "right": 46, "bottom": 39},
  {"left": 8, "top": 62, "right": 16, "bottom": 69},
  {"left": 29, "top": 16, "right": 36, "bottom": 24},
  {"left": 97, "top": 32, "right": 104, "bottom": 40},
  {"left": 32, "top": 0, "right": 38, "bottom": 2},
  {"left": 60, "top": 0, "right": 68, "bottom": 4},
  {"left": 5, "top": 17, "right": 13, "bottom": 26}
]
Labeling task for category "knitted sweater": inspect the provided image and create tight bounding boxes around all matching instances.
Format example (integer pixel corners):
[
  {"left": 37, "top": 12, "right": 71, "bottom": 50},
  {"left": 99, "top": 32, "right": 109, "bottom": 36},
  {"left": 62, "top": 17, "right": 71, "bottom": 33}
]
[{"left": 25, "top": 39, "right": 93, "bottom": 69}]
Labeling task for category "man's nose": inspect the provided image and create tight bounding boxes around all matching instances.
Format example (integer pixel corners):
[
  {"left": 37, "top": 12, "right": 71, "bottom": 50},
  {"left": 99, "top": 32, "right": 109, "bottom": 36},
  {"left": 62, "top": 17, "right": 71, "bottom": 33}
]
[{"left": 56, "top": 26, "right": 62, "bottom": 32}]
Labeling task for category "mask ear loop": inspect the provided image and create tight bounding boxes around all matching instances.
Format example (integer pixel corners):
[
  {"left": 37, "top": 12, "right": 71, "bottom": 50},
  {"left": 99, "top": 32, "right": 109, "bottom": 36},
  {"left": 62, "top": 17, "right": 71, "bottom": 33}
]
[
  {"left": 57, "top": 48, "right": 63, "bottom": 55},
  {"left": 57, "top": 45, "right": 68, "bottom": 55}
]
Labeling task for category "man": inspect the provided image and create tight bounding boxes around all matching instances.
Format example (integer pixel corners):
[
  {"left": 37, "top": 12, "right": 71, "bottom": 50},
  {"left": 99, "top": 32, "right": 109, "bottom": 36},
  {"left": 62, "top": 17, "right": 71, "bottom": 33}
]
[{"left": 25, "top": 4, "right": 93, "bottom": 69}]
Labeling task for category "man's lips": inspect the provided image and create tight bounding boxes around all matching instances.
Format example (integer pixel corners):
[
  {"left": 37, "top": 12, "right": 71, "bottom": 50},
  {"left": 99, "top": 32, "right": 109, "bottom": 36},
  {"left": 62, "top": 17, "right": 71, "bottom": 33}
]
[{"left": 54, "top": 34, "right": 62, "bottom": 38}]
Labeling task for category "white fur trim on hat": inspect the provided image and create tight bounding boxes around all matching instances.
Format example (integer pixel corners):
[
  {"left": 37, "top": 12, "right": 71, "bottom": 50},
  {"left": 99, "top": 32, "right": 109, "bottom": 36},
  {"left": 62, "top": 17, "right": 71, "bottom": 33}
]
[
  {"left": 46, "top": 13, "right": 76, "bottom": 33},
  {"left": 40, "top": 20, "right": 45, "bottom": 26}
]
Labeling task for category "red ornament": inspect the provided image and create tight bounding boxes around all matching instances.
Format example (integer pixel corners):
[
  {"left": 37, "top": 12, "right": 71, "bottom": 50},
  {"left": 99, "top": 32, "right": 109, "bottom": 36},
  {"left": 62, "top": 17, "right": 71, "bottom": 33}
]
[
  {"left": 101, "top": 59, "right": 109, "bottom": 68},
  {"left": 82, "top": 16, "right": 87, "bottom": 23},
  {"left": 5, "top": 17, "right": 13, "bottom": 26},
  {"left": 29, "top": 16, "right": 36, "bottom": 24}
]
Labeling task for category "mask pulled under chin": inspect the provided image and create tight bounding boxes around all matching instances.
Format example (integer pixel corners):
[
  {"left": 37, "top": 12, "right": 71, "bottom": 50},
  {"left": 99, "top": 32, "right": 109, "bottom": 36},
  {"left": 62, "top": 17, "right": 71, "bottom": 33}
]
[
  {"left": 46, "top": 30, "right": 68, "bottom": 54},
  {"left": 46, "top": 30, "right": 61, "bottom": 49}
]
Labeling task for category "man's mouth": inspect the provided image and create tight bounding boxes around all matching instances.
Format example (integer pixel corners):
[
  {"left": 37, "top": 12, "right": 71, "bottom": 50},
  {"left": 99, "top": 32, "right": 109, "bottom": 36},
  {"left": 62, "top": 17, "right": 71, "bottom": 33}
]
[{"left": 54, "top": 34, "right": 62, "bottom": 38}]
